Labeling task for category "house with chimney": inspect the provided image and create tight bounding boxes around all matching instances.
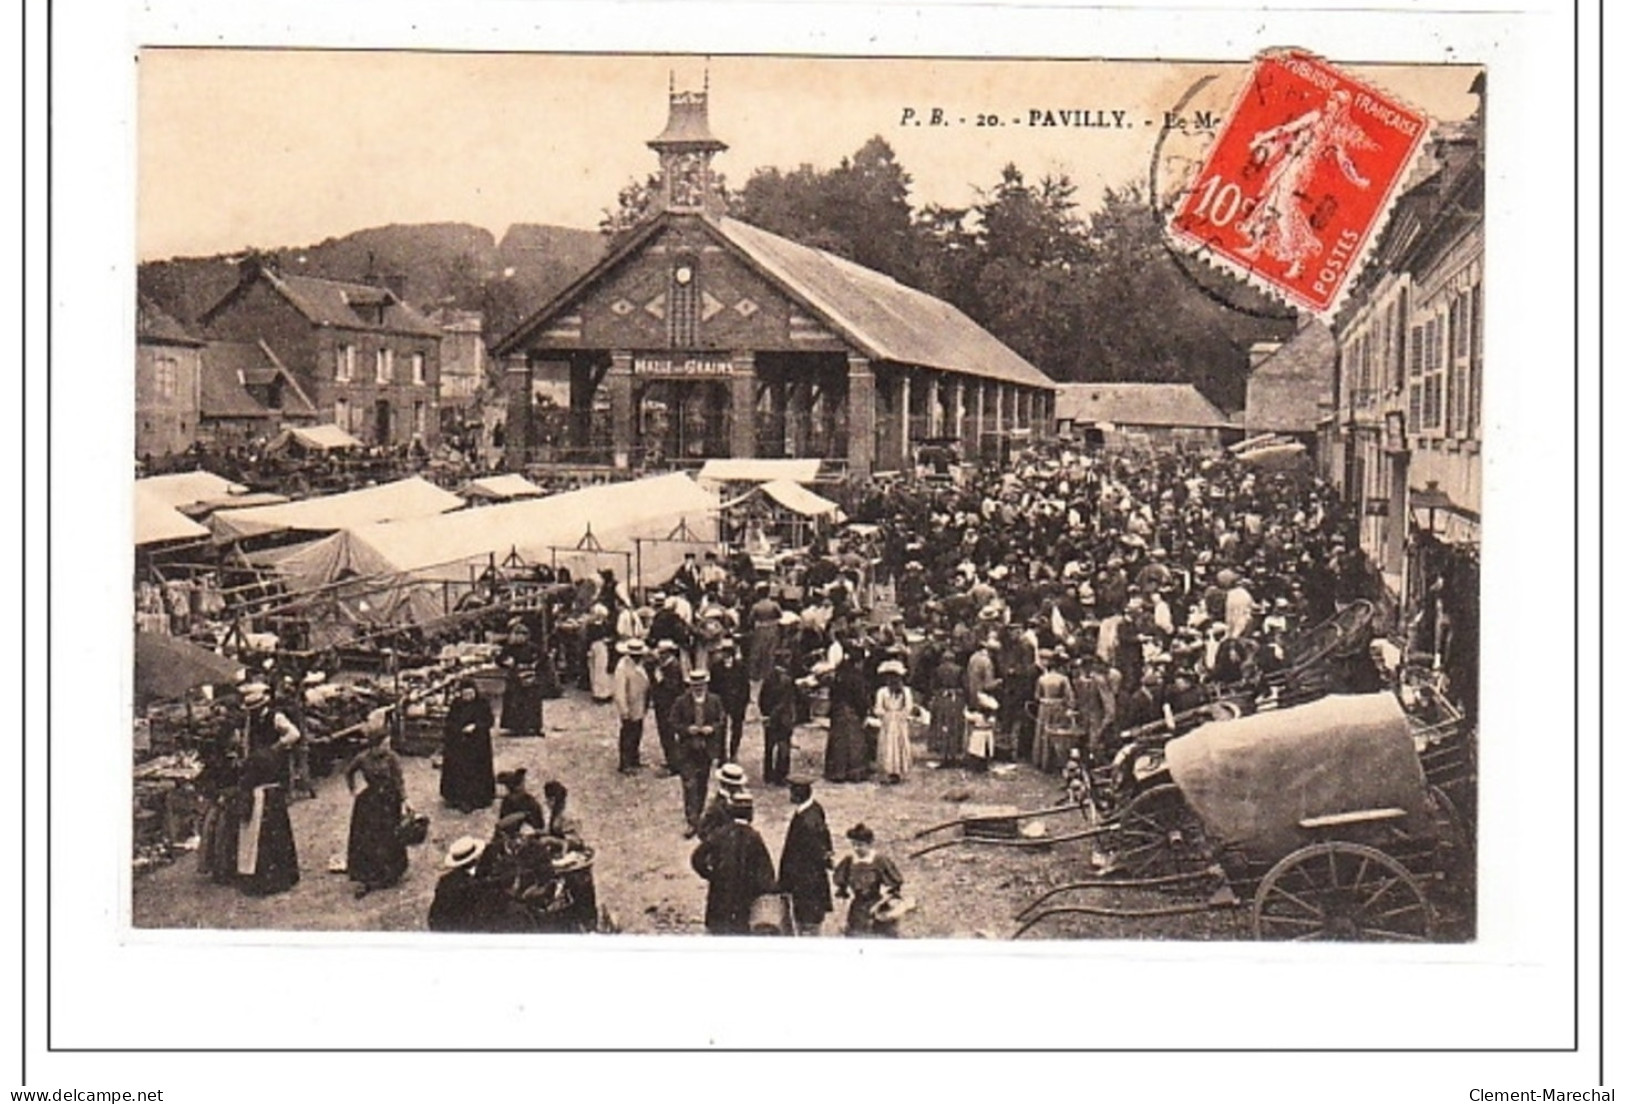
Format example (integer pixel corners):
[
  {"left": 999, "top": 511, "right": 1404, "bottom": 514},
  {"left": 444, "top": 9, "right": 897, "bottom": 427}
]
[{"left": 198, "top": 258, "right": 443, "bottom": 447}]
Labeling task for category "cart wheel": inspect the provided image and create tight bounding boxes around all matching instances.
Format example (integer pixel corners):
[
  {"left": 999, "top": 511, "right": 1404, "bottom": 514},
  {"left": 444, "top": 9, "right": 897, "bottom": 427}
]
[
  {"left": 1253, "top": 842, "right": 1435, "bottom": 942},
  {"left": 1103, "top": 783, "right": 1209, "bottom": 879}
]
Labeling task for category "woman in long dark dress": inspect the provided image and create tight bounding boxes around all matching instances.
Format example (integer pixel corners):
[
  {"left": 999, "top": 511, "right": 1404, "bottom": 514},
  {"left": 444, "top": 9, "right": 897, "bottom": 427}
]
[
  {"left": 344, "top": 727, "right": 409, "bottom": 897},
  {"left": 927, "top": 651, "right": 968, "bottom": 765},
  {"left": 823, "top": 653, "right": 870, "bottom": 783},
  {"left": 234, "top": 735, "right": 300, "bottom": 897},
  {"left": 440, "top": 679, "right": 495, "bottom": 812},
  {"left": 832, "top": 823, "right": 904, "bottom": 937},
  {"left": 498, "top": 622, "right": 544, "bottom": 737}
]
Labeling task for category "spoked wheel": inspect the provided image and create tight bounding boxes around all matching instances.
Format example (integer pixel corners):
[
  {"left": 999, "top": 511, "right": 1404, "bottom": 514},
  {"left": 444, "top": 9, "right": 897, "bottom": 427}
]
[
  {"left": 1252, "top": 842, "right": 1436, "bottom": 942},
  {"left": 1099, "top": 783, "right": 1210, "bottom": 879}
]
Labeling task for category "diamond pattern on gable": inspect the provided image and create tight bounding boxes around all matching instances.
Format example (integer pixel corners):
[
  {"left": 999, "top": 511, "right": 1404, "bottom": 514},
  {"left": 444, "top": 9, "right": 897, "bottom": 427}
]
[
  {"left": 610, "top": 298, "right": 635, "bottom": 316},
  {"left": 701, "top": 292, "right": 725, "bottom": 322},
  {"left": 733, "top": 298, "right": 759, "bottom": 318},
  {"left": 643, "top": 294, "right": 667, "bottom": 320}
]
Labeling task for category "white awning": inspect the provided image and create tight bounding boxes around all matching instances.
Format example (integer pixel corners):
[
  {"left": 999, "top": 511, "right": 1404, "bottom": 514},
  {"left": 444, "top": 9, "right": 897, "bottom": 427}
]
[
  {"left": 761, "top": 479, "right": 845, "bottom": 520},
  {"left": 697, "top": 458, "right": 822, "bottom": 484},
  {"left": 270, "top": 423, "right": 362, "bottom": 451}
]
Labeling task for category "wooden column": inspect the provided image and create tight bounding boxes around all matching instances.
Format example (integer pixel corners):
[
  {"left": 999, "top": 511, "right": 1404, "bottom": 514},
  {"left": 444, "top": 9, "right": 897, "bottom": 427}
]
[
  {"left": 608, "top": 351, "right": 634, "bottom": 469},
  {"left": 503, "top": 355, "right": 531, "bottom": 470},
  {"left": 974, "top": 380, "right": 987, "bottom": 461},
  {"left": 950, "top": 378, "right": 965, "bottom": 442},
  {"left": 729, "top": 352, "right": 756, "bottom": 458},
  {"left": 898, "top": 368, "right": 912, "bottom": 468},
  {"left": 925, "top": 372, "right": 941, "bottom": 438},
  {"left": 847, "top": 355, "right": 876, "bottom": 478}
]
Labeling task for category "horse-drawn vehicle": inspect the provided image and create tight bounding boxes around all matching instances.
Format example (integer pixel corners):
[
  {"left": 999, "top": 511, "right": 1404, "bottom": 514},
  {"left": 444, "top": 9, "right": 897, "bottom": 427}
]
[{"left": 914, "top": 687, "right": 1474, "bottom": 942}]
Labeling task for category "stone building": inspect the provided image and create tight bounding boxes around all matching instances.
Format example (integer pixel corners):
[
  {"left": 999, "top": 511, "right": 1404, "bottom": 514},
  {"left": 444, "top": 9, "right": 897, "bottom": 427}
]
[{"left": 199, "top": 259, "right": 443, "bottom": 448}]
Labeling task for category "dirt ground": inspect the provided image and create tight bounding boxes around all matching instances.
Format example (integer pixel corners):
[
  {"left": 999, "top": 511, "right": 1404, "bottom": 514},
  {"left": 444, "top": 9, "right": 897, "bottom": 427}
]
[{"left": 132, "top": 687, "right": 1398, "bottom": 941}]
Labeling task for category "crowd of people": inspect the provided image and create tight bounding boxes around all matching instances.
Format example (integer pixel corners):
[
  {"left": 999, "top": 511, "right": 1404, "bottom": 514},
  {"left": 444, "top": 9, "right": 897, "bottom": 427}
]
[{"left": 182, "top": 440, "right": 1418, "bottom": 937}]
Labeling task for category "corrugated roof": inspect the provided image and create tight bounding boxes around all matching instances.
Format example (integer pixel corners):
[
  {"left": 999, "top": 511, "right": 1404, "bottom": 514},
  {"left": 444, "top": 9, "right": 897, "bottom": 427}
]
[
  {"left": 137, "top": 295, "right": 203, "bottom": 346},
  {"left": 714, "top": 218, "right": 1052, "bottom": 389},
  {"left": 263, "top": 272, "right": 442, "bottom": 336},
  {"left": 1055, "top": 383, "right": 1232, "bottom": 429}
]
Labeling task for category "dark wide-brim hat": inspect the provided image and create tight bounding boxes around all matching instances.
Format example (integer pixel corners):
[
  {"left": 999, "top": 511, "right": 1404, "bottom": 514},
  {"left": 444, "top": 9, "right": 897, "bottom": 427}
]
[{"left": 846, "top": 823, "right": 876, "bottom": 844}]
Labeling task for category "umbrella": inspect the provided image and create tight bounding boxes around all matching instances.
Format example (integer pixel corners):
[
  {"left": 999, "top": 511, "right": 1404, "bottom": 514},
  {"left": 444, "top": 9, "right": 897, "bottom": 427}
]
[{"left": 134, "top": 632, "right": 243, "bottom": 703}]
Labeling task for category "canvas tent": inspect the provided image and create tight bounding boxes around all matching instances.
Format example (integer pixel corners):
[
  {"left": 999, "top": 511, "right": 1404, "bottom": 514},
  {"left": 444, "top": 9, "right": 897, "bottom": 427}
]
[
  {"left": 208, "top": 476, "right": 464, "bottom": 542},
  {"left": 260, "top": 473, "right": 720, "bottom": 639},
  {"left": 135, "top": 470, "right": 248, "bottom": 510},
  {"left": 268, "top": 423, "right": 362, "bottom": 452},
  {"left": 134, "top": 486, "right": 210, "bottom": 546},
  {"left": 697, "top": 458, "right": 822, "bottom": 485},
  {"left": 461, "top": 473, "right": 546, "bottom": 502}
]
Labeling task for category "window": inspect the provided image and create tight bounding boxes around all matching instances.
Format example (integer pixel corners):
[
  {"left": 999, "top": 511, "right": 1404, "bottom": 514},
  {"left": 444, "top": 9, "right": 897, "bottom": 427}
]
[
  {"left": 1420, "top": 316, "right": 1445, "bottom": 431},
  {"left": 413, "top": 400, "right": 426, "bottom": 438},
  {"left": 375, "top": 348, "right": 393, "bottom": 384},
  {"left": 1445, "top": 299, "right": 1460, "bottom": 434},
  {"left": 336, "top": 344, "right": 355, "bottom": 382},
  {"left": 1469, "top": 282, "right": 1483, "bottom": 436},
  {"left": 154, "top": 357, "right": 178, "bottom": 399},
  {"left": 411, "top": 351, "right": 426, "bottom": 386},
  {"left": 334, "top": 397, "right": 350, "bottom": 431}
]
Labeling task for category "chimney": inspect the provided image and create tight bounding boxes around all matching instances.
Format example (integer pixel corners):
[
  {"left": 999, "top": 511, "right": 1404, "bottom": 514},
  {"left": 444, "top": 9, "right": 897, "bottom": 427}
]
[
  {"left": 237, "top": 251, "right": 277, "bottom": 285},
  {"left": 380, "top": 272, "right": 409, "bottom": 302}
]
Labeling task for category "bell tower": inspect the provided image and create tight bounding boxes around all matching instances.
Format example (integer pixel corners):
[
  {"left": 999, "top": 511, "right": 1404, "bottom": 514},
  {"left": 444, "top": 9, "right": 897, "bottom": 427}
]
[{"left": 647, "top": 73, "right": 728, "bottom": 215}]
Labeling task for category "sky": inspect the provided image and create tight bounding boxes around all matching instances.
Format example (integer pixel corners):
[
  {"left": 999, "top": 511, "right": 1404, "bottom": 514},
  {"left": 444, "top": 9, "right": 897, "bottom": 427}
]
[{"left": 137, "top": 50, "right": 1482, "bottom": 261}]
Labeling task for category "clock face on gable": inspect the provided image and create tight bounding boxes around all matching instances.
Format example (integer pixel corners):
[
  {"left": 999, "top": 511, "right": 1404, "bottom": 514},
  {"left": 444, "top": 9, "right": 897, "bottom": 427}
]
[{"left": 674, "top": 264, "right": 693, "bottom": 286}]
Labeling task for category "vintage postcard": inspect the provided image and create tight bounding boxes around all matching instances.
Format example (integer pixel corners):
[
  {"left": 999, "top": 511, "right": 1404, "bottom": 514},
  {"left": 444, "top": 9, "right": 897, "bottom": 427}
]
[{"left": 129, "top": 49, "right": 1486, "bottom": 950}]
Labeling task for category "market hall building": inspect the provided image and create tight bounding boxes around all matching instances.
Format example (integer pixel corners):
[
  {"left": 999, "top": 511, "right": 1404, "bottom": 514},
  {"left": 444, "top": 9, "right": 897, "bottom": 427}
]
[{"left": 492, "top": 86, "right": 1055, "bottom": 478}]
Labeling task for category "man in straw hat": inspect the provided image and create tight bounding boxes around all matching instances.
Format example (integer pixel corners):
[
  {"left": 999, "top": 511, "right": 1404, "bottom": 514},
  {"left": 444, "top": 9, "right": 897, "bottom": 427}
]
[
  {"left": 611, "top": 637, "right": 651, "bottom": 774},
  {"left": 428, "top": 836, "right": 491, "bottom": 932},
  {"left": 670, "top": 669, "right": 728, "bottom": 837},
  {"left": 698, "top": 761, "right": 751, "bottom": 842},
  {"left": 689, "top": 793, "right": 777, "bottom": 935}
]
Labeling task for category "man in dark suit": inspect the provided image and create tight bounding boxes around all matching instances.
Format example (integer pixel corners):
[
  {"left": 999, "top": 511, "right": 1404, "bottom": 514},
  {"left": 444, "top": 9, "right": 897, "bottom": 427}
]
[
  {"left": 690, "top": 794, "right": 777, "bottom": 935},
  {"left": 777, "top": 778, "right": 833, "bottom": 935},
  {"left": 758, "top": 658, "right": 798, "bottom": 786},
  {"left": 669, "top": 669, "right": 728, "bottom": 837}
]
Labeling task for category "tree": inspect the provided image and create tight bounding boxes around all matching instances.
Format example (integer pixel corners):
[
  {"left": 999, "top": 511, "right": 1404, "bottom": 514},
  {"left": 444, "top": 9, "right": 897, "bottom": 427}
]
[{"left": 734, "top": 136, "right": 919, "bottom": 282}]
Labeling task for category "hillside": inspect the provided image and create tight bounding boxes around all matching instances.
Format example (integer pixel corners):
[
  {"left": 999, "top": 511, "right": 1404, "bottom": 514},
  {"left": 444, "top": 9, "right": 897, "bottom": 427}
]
[{"left": 137, "top": 221, "right": 607, "bottom": 342}]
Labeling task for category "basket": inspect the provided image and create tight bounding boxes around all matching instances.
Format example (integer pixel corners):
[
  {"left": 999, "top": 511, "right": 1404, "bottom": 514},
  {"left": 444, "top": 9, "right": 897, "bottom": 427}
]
[{"left": 748, "top": 892, "right": 796, "bottom": 935}]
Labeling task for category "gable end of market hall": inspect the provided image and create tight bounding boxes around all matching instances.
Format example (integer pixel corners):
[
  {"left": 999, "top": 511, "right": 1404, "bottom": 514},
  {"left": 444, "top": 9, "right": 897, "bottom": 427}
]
[{"left": 491, "top": 84, "right": 1055, "bottom": 477}]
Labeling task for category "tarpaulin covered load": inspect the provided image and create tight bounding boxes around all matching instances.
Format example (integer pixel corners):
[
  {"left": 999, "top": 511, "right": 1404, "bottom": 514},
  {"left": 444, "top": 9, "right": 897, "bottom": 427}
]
[
  {"left": 134, "top": 486, "right": 211, "bottom": 546},
  {"left": 209, "top": 477, "right": 464, "bottom": 542},
  {"left": 1163, "top": 693, "right": 1430, "bottom": 862}
]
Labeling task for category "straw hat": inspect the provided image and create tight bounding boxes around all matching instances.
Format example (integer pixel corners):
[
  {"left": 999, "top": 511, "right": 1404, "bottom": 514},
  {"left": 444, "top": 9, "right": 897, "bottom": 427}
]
[
  {"left": 878, "top": 659, "right": 906, "bottom": 677},
  {"left": 716, "top": 762, "right": 748, "bottom": 787},
  {"left": 443, "top": 836, "right": 486, "bottom": 870},
  {"left": 616, "top": 638, "right": 648, "bottom": 657}
]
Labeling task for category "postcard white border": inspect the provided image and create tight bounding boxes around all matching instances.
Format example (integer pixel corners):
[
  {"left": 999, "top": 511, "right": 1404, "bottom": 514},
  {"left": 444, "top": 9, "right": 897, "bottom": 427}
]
[{"left": 26, "top": 0, "right": 1598, "bottom": 1096}]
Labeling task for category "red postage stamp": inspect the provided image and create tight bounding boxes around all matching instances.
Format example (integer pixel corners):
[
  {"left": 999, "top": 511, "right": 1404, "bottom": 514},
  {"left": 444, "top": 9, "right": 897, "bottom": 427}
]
[{"left": 1169, "top": 49, "right": 1430, "bottom": 316}]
